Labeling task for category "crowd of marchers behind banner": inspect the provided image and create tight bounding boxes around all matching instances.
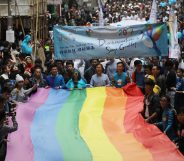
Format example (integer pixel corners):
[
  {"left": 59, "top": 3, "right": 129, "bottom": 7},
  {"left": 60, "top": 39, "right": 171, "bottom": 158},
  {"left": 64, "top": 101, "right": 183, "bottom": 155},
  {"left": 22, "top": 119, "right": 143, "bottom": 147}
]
[{"left": 0, "top": 35, "right": 184, "bottom": 160}]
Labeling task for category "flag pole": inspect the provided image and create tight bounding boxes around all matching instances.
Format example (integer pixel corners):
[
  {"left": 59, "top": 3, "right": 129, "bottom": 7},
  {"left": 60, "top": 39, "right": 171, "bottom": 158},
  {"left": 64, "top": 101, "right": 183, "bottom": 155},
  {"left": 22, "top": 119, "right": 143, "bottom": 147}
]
[{"left": 98, "top": 0, "right": 104, "bottom": 26}]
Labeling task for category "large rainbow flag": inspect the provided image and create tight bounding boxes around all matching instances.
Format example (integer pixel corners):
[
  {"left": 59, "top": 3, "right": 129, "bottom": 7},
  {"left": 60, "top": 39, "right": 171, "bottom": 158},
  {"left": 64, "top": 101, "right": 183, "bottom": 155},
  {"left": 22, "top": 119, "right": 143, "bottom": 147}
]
[{"left": 6, "top": 85, "right": 184, "bottom": 161}]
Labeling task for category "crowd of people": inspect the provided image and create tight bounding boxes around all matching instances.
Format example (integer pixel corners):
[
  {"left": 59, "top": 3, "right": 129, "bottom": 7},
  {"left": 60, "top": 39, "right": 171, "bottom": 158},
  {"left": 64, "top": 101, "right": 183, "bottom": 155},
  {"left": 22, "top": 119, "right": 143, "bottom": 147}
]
[
  {"left": 0, "top": 0, "right": 184, "bottom": 160},
  {"left": 59, "top": 0, "right": 184, "bottom": 26},
  {"left": 0, "top": 36, "right": 184, "bottom": 159}
]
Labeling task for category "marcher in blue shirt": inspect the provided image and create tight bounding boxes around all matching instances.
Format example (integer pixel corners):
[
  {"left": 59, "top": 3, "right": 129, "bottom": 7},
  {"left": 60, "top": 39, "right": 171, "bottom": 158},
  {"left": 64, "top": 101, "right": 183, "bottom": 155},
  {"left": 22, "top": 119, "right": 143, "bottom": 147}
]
[
  {"left": 156, "top": 96, "right": 177, "bottom": 141},
  {"left": 66, "top": 70, "right": 86, "bottom": 90},
  {"left": 46, "top": 64, "right": 65, "bottom": 89},
  {"left": 113, "top": 62, "right": 130, "bottom": 88}
]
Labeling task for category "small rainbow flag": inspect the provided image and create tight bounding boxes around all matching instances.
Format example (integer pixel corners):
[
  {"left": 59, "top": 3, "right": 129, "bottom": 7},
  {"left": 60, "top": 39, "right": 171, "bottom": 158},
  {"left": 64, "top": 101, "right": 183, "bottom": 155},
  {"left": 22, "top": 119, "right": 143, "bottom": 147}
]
[{"left": 6, "top": 85, "right": 184, "bottom": 161}]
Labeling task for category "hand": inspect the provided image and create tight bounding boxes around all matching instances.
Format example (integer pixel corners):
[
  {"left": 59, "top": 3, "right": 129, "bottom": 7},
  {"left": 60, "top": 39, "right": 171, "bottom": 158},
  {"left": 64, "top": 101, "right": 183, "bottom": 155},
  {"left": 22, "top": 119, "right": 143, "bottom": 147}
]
[
  {"left": 181, "top": 130, "right": 184, "bottom": 137},
  {"left": 24, "top": 71, "right": 32, "bottom": 77},
  {"left": 120, "top": 58, "right": 126, "bottom": 62},
  {"left": 10, "top": 102, "right": 17, "bottom": 108},
  {"left": 3, "top": 119, "right": 9, "bottom": 125},
  {"left": 177, "top": 130, "right": 181, "bottom": 136},
  {"left": 3, "top": 139, "right": 9, "bottom": 142},
  {"left": 55, "top": 86, "right": 60, "bottom": 90},
  {"left": 10, "top": 106, "right": 16, "bottom": 116},
  {"left": 145, "top": 118, "right": 150, "bottom": 123},
  {"left": 45, "top": 86, "right": 50, "bottom": 89},
  {"left": 171, "top": 87, "right": 176, "bottom": 91},
  {"left": 126, "top": 76, "right": 130, "bottom": 83},
  {"left": 32, "top": 84, "right": 37, "bottom": 90},
  {"left": 49, "top": 59, "right": 54, "bottom": 64},
  {"left": 176, "top": 91, "right": 184, "bottom": 94},
  {"left": 11, "top": 111, "right": 16, "bottom": 117}
]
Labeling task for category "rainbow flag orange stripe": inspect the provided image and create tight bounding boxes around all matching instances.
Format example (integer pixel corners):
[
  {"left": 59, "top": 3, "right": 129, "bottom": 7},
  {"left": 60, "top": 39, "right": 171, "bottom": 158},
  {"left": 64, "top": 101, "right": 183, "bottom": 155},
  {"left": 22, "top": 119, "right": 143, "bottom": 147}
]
[{"left": 6, "top": 85, "right": 184, "bottom": 161}]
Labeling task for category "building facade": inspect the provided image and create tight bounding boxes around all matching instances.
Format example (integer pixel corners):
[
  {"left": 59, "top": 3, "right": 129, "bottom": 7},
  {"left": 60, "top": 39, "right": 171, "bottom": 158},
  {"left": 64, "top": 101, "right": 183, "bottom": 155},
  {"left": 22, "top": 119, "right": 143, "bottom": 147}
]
[{"left": 0, "top": 0, "right": 47, "bottom": 41}]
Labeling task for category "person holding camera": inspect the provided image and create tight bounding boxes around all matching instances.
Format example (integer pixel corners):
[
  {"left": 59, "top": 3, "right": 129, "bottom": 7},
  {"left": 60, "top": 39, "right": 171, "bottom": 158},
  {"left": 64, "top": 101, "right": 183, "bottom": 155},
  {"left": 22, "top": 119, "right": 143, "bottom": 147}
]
[{"left": 0, "top": 87, "right": 18, "bottom": 161}]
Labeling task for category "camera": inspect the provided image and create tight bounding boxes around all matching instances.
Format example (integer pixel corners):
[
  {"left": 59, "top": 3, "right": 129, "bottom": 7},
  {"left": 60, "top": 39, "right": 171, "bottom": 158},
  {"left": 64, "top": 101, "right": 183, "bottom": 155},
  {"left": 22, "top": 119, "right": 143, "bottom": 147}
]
[{"left": 6, "top": 101, "right": 17, "bottom": 117}]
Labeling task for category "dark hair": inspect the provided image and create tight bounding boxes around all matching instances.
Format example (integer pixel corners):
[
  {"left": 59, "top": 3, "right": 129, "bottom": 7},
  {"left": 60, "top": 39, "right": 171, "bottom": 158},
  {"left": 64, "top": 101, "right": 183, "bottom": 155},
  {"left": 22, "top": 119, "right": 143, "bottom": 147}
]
[
  {"left": 165, "top": 60, "right": 174, "bottom": 68},
  {"left": 50, "top": 63, "right": 58, "bottom": 70},
  {"left": 134, "top": 60, "right": 142, "bottom": 67},
  {"left": 117, "top": 62, "right": 125, "bottom": 67},
  {"left": 72, "top": 70, "right": 81, "bottom": 81},
  {"left": 66, "top": 60, "right": 74, "bottom": 67},
  {"left": 3, "top": 41, "right": 10, "bottom": 48},
  {"left": 55, "top": 60, "right": 64, "bottom": 65},
  {"left": 178, "top": 107, "right": 184, "bottom": 114},
  {"left": 1, "top": 86, "right": 11, "bottom": 94},
  {"left": 35, "top": 59, "right": 42, "bottom": 65},
  {"left": 153, "top": 65, "right": 161, "bottom": 71},
  {"left": 144, "top": 64, "right": 153, "bottom": 71},
  {"left": 12, "top": 43, "right": 16, "bottom": 50},
  {"left": 152, "top": 56, "right": 159, "bottom": 61},
  {"left": 90, "top": 59, "right": 99, "bottom": 64},
  {"left": 177, "top": 68, "right": 184, "bottom": 73},
  {"left": 34, "top": 65, "right": 43, "bottom": 72},
  {"left": 161, "top": 95, "right": 171, "bottom": 103},
  {"left": 23, "top": 73, "right": 31, "bottom": 79},
  {"left": 96, "top": 63, "right": 104, "bottom": 73},
  {"left": 2, "top": 65, "right": 8, "bottom": 73},
  {"left": 145, "top": 79, "right": 155, "bottom": 87}
]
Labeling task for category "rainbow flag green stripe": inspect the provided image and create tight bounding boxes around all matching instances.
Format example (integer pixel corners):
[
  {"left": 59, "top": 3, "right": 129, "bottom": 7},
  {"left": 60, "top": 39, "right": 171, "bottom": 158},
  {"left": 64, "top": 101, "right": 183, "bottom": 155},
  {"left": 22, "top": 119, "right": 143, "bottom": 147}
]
[
  {"left": 6, "top": 86, "right": 184, "bottom": 161},
  {"left": 56, "top": 90, "right": 92, "bottom": 161}
]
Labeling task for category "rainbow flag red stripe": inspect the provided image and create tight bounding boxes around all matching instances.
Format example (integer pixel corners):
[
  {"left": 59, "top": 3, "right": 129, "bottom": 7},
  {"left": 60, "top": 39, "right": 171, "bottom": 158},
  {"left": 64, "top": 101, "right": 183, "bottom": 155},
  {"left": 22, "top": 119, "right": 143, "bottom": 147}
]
[{"left": 6, "top": 85, "right": 184, "bottom": 161}]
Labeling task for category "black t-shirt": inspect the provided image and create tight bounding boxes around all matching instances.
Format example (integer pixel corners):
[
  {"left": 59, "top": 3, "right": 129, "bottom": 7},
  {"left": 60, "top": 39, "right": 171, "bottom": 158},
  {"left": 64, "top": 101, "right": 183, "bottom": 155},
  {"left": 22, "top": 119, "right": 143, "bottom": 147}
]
[{"left": 166, "top": 70, "right": 176, "bottom": 90}]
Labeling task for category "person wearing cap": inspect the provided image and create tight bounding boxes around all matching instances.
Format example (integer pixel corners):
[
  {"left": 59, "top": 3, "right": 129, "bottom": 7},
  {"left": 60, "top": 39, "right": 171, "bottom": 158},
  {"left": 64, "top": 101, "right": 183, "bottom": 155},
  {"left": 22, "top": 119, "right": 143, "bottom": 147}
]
[
  {"left": 11, "top": 74, "right": 37, "bottom": 103},
  {"left": 132, "top": 60, "right": 145, "bottom": 93}
]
